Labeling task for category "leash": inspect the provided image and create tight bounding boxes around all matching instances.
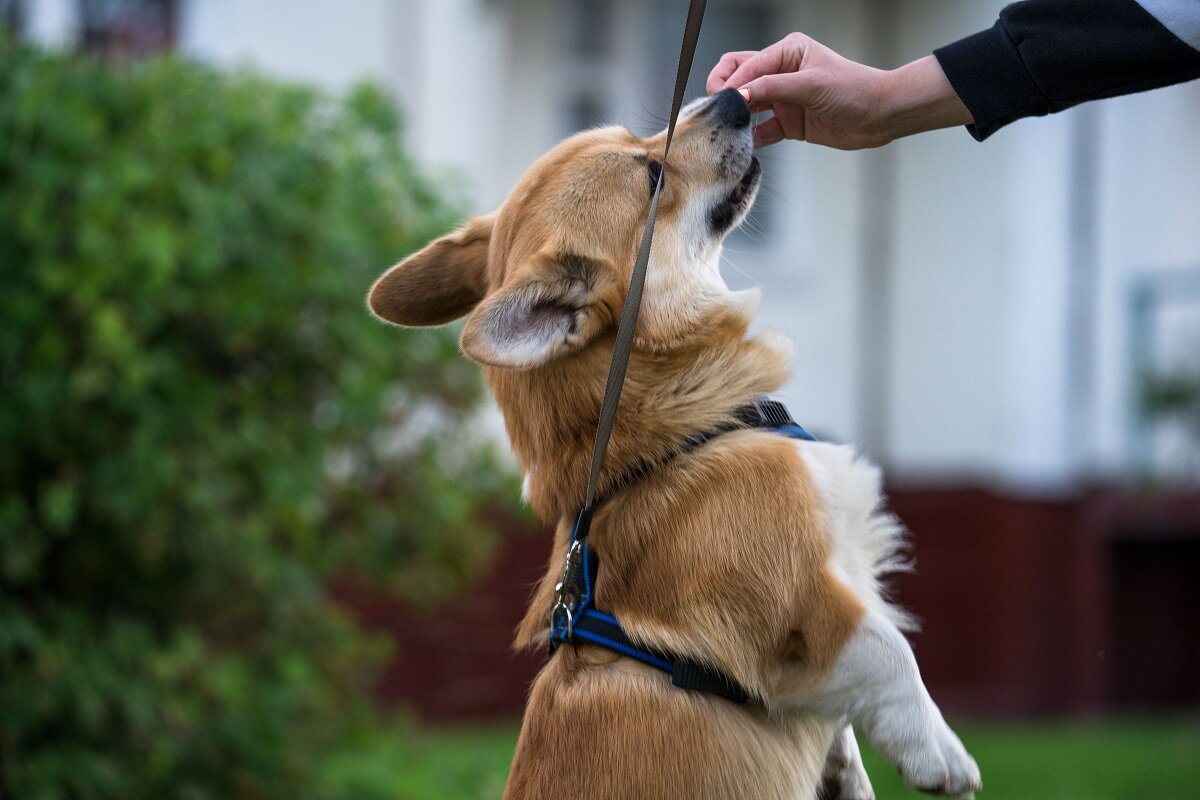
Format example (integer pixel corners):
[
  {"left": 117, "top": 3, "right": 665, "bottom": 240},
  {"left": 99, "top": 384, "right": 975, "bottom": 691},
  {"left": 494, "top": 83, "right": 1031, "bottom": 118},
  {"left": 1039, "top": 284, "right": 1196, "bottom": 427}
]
[
  {"left": 549, "top": 0, "right": 707, "bottom": 659},
  {"left": 545, "top": 0, "right": 819, "bottom": 706},
  {"left": 582, "top": 0, "right": 708, "bottom": 518}
]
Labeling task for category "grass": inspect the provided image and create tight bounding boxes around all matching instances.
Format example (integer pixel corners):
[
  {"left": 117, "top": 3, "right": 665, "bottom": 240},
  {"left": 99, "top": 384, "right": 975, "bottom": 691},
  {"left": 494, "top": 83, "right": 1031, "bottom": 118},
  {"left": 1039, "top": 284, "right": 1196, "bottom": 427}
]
[
  {"left": 862, "top": 718, "right": 1200, "bottom": 800},
  {"left": 375, "top": 717, "right": 1200, "bottom": 800}
]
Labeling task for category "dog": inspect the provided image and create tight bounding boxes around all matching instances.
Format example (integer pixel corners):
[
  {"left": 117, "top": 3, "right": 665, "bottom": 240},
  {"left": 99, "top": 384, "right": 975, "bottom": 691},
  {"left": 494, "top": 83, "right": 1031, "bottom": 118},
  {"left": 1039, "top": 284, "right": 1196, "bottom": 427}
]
[{"left": 368, "top": 88, "right": 982, "bottom": 800}]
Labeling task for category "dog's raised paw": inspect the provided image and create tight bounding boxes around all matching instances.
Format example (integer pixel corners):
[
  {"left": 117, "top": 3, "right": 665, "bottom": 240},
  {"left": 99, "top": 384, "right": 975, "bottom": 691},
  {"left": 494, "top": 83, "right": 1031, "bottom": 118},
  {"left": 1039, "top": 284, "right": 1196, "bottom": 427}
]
[{"left": 896, "top": 722, "right": 981, "bottom": 798}]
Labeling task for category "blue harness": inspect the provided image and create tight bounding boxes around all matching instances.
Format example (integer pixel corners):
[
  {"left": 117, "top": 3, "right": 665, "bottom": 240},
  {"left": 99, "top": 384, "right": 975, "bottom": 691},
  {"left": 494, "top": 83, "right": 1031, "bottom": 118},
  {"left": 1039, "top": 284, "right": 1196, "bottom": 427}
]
[{"left": 547, "top": 398, "right": 816, "bottom": 704}]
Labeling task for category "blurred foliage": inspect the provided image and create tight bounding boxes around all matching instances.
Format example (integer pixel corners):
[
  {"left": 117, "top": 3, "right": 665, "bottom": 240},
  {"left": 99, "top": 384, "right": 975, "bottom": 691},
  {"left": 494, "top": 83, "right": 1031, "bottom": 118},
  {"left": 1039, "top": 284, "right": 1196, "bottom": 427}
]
[
  {"left": 0, "top": 41, "right": 514, "bottom": 799},
  {"left": 1142, "top": 360, "right": 1200, "bottom": 437},
  {"left": 1141, "top": 346, "right": 1200, "bottom": 479}
]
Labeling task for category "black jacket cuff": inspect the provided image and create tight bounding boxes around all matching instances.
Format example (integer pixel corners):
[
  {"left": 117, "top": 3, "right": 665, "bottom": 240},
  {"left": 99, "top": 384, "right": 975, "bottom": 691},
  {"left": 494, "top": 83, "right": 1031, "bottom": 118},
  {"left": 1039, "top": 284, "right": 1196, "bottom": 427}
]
[{"left": 934, "top": 24, "right": 1050, "bottom": 141}]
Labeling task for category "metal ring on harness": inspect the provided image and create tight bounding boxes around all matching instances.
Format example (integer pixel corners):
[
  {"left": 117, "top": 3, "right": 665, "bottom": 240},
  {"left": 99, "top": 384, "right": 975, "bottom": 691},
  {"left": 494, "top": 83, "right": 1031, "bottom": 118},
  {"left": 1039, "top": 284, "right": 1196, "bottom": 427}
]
[{"left": 550, "top": 599, "right": 574, "bottom": 639}]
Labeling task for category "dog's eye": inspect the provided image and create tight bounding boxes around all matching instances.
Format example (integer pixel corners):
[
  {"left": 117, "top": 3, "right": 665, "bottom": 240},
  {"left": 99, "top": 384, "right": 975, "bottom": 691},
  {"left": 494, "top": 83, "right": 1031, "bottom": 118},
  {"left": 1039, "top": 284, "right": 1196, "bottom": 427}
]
[{"left": 647, "top": 160, "right": 664, "bottom": 195}]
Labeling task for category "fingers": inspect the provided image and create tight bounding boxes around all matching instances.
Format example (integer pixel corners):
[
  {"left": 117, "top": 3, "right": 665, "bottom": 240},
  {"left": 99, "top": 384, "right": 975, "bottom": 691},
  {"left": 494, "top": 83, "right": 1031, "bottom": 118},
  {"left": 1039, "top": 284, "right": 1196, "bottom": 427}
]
[
  {"left": 720, "top": 35, "right": 803, "bottom": 95},
  {"left": 708, "top": 33, "right": 822, "bottom": 149},
  {"left": 706, "top": 51, "right": 758, "bottom": 94},
  {"left": 740, "top": 72, "right": 815, "bottom": 109},
  {"left": 752, "top": 114, "right": 786, "bottom": 149}
]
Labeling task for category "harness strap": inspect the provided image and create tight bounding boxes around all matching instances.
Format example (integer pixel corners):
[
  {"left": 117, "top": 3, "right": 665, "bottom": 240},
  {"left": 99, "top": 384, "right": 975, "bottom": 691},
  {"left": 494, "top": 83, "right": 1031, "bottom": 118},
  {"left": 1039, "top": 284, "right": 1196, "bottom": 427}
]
[
  {"left": 550, "top": 398, "right": 816, "bottom": 705},
  {"left": 571, "top": 610, "right": 750, "bottom": 704},
  {"left": 597, "top": 399, "right": 815, "bottom": 508}
]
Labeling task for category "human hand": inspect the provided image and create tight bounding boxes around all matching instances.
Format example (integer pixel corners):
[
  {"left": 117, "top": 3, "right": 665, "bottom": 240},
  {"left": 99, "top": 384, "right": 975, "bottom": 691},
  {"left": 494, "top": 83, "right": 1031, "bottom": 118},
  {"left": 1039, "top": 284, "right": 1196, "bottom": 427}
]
[{"left": 707, "top": 33, "right": 972, "bottom": 150}]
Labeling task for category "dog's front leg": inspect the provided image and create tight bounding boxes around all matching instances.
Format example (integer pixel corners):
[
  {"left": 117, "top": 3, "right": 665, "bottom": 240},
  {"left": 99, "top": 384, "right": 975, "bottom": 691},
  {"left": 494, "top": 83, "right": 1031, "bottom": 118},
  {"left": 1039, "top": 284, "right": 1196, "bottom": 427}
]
[
  {"left": 817, "top": 724, "right": 874, "bottom": 800},
  {"left": 809, "top": 611, "right": 981, "bottom": 799}
]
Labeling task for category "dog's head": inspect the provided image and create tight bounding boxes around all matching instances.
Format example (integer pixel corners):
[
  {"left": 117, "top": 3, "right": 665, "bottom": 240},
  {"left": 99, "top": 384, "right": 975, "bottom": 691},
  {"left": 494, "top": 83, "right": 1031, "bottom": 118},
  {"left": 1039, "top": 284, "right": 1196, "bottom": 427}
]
[{"left": 368, "top": 88, "right": 761, "bottom": 367}]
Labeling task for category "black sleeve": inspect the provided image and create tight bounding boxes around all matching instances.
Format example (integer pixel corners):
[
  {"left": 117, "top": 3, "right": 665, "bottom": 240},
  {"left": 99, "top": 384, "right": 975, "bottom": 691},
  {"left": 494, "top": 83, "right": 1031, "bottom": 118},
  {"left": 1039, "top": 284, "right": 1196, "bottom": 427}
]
[{"left": 933, "top": 0, "right": 1200, "bottom": 140}]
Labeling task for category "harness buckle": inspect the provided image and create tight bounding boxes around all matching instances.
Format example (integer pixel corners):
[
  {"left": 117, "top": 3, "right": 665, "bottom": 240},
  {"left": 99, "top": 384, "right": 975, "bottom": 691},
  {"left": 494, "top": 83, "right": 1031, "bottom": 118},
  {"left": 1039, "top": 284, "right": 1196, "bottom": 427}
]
[{"left": 550, "top": 539, "right": 585, "bottom": 640}]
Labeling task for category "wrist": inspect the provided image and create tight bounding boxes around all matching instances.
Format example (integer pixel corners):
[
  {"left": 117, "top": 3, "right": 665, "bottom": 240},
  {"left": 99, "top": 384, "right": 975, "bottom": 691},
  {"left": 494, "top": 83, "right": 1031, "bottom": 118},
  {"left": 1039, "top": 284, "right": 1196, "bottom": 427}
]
[{"left": 879, "top": 55, "right": 973, "bottom": 142}]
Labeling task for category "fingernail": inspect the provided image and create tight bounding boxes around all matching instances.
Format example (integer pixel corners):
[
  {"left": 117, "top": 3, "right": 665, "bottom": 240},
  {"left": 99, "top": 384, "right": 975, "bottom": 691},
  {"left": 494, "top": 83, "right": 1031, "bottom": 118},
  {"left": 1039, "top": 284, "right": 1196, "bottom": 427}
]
[{"left": 738, "top": 87, "right": 750, "bottom": 103}]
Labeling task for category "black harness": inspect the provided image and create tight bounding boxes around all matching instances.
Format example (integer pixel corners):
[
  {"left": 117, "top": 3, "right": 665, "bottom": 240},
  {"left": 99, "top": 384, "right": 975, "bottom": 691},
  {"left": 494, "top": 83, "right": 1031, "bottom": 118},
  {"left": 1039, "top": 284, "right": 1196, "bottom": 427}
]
[{"left": 547, "top": 398, "right": 815, "bottom": 704}]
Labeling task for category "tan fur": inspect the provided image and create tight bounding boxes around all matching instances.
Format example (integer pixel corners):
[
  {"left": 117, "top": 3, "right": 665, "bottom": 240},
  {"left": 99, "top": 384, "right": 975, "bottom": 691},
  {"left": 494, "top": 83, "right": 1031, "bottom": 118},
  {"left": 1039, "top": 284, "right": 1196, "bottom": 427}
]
[
  {"left": 370, "top": 95, "right": 899, "bottom": 799},
  {"left": 506, "top": 648, "right": 833, "bottom": 800}
]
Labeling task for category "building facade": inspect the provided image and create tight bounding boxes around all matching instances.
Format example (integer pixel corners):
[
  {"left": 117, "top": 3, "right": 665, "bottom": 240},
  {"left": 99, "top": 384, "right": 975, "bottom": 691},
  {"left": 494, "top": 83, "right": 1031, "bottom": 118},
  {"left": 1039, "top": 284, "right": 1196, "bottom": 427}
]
[
  {"left": 25, "top": 0, "right": 1198, "bottom": 488},
  {"left": 17, "top": 0, "right": 1200, "bottom": 716}
]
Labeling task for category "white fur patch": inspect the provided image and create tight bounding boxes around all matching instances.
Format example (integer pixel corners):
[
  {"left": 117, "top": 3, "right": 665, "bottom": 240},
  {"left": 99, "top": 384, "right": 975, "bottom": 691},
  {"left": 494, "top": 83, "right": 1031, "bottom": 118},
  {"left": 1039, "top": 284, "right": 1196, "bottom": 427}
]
[
  {"left": 813, "top": 612, "right": 981, "bottom": 799},
  {"left": 787, "top": 443, "right": 978, "bottom": 797},
  {"left": 795, "top": 441, "right": 912, "bottom": 630}
]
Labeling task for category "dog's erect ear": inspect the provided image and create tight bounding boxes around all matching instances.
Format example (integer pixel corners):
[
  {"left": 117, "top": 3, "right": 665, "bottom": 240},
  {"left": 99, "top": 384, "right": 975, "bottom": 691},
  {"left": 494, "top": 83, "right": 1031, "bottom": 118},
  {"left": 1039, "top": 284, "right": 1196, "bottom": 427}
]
[
  {"left": 368, "top": 213, "right": 494, "bottom": 326},
  {"left": 460, "top": 252, "right": 614, "bottom": 368}
]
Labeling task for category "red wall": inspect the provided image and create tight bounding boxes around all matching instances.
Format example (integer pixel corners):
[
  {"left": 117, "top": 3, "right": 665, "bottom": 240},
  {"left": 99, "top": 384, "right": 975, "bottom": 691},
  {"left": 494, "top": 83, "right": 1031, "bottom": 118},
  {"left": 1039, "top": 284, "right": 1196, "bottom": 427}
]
[{"left": 339, "top": 487, "right": 1200, "bottom": 722}]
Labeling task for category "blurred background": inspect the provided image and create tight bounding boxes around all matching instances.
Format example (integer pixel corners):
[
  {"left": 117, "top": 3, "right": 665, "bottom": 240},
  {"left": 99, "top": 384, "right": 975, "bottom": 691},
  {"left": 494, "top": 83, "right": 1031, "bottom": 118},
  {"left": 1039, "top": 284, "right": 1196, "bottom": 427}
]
[{"left": 1, "top": 1, "right": 1197, "bottom": 799}]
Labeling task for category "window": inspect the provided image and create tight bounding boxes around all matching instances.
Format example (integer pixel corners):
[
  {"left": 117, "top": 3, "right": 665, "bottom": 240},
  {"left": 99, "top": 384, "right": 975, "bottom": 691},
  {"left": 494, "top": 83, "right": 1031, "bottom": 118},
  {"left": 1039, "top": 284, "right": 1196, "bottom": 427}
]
[
  {"left": 78, "top": 0, "right": 177, "bottom": 56},
  {"left": 564, "top": 0, "right": 613, "bottom": 58},
  {"left": 558, "top": 0, "right": 616, "bottom": 136},
  {"left": 0, "top": 0, "right": 24, "bottom": 36}
]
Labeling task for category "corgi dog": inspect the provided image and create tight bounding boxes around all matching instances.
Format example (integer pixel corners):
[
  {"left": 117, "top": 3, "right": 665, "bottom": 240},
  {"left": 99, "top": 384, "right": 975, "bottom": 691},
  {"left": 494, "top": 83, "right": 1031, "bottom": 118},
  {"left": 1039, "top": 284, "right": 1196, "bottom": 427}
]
[{"left": 368, "top": 88, "right": 981, "bottom": 800}]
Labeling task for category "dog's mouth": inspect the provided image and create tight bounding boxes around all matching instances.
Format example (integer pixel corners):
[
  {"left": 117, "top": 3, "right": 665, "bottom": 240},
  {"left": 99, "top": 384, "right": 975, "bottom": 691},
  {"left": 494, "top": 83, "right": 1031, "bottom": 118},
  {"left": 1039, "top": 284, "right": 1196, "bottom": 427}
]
[
  {"left": 709, "top": 156, "right": 761, "bottom": 234},
  {"left": 729, "top": 157, "right": 761, "bottom": 206}
]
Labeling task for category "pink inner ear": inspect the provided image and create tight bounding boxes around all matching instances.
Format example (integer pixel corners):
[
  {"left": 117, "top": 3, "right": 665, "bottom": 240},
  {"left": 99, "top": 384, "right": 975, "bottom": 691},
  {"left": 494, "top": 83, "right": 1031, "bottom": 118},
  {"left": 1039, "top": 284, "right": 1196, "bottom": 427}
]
[
  {"left": 460, "top": 283, "right": 577, "bottom": 368},
  {"left": 519, "top": 298, "right": 580, "bottom": 336},
  {"left": 459, "top": 250, "right": 611, "bottom": 368}
]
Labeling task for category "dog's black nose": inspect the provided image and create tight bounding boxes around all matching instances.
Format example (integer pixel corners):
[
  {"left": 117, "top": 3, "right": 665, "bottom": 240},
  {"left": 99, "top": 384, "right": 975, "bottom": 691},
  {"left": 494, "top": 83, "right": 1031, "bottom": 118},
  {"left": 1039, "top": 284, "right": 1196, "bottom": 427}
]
[{"left": 708, "top": 87, "right": 751, "bottom": 128}]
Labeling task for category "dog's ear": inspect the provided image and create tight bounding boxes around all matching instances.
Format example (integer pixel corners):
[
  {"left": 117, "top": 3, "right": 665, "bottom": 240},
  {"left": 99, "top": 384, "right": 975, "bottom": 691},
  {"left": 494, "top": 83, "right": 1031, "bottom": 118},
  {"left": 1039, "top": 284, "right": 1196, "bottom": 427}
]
[
  {"left": 368, "top": 213, "right": 494, "bottom": 326},
  {"left": 460, "top": 252, "right": 614, "bottom": 368}
]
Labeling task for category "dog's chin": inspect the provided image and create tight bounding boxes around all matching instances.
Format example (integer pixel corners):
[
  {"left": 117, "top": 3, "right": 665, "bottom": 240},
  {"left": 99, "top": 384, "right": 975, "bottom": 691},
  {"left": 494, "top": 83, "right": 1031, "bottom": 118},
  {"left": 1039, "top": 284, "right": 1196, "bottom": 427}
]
[{"left": 708, "top": 156, "right": 761, "bottom": 235}]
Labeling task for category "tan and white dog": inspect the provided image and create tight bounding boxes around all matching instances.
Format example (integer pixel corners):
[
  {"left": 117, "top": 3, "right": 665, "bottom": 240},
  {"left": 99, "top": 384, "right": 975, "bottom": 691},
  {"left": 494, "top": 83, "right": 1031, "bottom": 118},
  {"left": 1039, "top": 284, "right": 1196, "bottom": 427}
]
[{"left": 368, "top": 88, "right": 981, "bottom": 800}]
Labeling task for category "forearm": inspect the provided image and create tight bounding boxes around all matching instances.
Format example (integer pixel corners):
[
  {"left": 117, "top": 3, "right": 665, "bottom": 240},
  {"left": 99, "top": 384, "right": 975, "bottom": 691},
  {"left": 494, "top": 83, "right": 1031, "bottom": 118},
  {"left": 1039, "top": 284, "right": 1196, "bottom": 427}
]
[{"left": 878, "top": 55, "right": 974, "bottom": 143}]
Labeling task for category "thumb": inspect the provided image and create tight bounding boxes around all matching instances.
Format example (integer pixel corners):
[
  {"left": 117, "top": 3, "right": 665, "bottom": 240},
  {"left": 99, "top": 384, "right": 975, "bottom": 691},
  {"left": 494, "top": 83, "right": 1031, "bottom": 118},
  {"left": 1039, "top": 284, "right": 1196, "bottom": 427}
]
[{"left": 740, "top": 72, "right": 818, "bottom": 109}]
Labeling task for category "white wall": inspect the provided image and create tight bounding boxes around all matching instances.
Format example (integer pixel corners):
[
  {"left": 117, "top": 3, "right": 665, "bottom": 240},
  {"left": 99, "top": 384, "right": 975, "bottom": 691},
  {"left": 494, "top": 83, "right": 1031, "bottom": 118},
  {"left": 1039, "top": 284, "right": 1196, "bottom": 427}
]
[
  {"left": 887, "top": 0, "right": 1078, "bottom": 488},
  {"left": 862, "top": 0, "right": 1197, "bottom": 489},
  {"left": 741, "top": 0, "right": 873, "bottom": 451},
  {"left": 1095, "top": 81, "right": 1200, "bottom": 479},
  {"left": 180, "top": 0, "right": 507, "bottom": 210},
  {"left": 24, "top": 0, "right": 75, "bottom": 47},
  {"left": 181, "top": 0, "right": 394, "bottom": 90}
]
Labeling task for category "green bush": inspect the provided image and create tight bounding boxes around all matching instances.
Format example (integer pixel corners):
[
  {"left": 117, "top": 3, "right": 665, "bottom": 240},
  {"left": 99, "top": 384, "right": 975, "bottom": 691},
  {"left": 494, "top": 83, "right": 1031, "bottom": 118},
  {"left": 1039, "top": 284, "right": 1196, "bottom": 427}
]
[{"left": 0, "top": 42, "right": 512, "bottom": 799}]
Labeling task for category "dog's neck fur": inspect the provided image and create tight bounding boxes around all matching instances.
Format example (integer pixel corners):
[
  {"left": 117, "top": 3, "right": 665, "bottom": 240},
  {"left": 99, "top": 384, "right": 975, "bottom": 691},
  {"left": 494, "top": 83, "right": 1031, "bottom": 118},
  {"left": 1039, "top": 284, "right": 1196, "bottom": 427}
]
[{"left": 486, "top": 302, "right": 793, "bottom": 522}]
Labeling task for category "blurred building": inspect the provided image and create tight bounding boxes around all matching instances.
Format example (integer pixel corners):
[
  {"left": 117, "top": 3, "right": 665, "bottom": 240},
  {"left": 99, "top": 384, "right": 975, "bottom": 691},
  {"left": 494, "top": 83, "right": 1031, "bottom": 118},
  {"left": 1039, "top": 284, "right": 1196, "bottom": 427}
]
[{"left": 18, "top": 0, "right": 1200, "bottom": 716}]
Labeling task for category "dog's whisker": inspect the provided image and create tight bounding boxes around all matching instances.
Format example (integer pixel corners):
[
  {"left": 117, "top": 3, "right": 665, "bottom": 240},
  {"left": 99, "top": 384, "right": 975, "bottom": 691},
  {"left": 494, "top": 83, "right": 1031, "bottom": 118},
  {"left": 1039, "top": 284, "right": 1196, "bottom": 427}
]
[{"left": 718, "top": 252, "right": 761, "bottom": 286}]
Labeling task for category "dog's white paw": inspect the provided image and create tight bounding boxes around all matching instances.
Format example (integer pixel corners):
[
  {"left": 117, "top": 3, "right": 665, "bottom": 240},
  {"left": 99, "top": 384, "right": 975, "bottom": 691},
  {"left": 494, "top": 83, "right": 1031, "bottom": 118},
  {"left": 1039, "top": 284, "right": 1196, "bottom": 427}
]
[{"left": 893, "top": 718, "right": 981, "bottom": 798}]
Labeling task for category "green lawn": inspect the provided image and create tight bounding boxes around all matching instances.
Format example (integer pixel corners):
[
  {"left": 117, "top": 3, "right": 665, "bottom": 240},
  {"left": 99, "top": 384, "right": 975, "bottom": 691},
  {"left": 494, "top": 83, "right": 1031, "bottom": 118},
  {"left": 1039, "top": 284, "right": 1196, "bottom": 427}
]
[
  {"left": 861, "top": 718, "right": 1200, "bottom": 800},
  {"left": 322, "top": 717, "right": 1200, "bottom": 800}
]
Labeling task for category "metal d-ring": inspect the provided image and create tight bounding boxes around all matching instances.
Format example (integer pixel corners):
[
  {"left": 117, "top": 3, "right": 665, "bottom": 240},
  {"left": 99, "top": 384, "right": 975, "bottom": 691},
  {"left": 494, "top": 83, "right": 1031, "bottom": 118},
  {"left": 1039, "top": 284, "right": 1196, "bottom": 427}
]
[{"left": 550, "top": 598, "right": 575, "bottom": 638}]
